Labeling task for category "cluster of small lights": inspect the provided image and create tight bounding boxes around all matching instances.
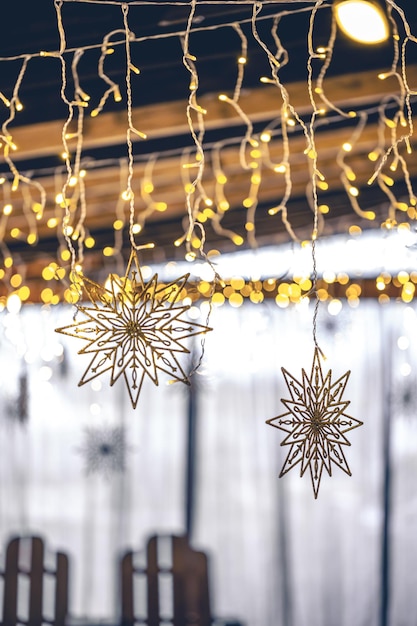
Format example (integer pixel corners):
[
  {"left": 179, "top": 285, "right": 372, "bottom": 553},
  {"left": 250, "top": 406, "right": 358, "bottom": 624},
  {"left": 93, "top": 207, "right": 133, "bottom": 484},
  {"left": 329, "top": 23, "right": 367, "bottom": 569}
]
[{"left": 1, "top": 245, "right": 416, "bottom": 309}]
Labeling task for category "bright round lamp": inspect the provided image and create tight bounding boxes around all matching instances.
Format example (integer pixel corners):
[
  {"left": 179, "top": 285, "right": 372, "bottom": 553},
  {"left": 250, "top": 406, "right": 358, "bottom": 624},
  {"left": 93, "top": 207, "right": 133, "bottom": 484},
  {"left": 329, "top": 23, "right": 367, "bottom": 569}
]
[{"left": 334, "top": 0, "right": 389, "bottom": 44}]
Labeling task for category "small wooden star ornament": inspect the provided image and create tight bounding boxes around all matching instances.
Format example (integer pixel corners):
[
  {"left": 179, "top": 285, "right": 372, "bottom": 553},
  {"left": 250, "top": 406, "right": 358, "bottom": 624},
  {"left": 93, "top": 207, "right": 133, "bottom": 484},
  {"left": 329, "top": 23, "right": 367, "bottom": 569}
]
[
  {"left": 56, "top": 249, "right": 212, "bottom": 409},
  {"left": 266, "top": 348, "right": 363, "bottom": 498}
]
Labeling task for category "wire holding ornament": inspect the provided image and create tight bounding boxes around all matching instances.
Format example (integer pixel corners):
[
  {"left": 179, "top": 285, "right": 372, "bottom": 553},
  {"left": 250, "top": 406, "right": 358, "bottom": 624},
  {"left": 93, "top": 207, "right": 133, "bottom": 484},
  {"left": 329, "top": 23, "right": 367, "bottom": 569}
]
[
  {"left": 54, "top": 0, "right": 84, "bottom": 297},
  {"left": 306, "top": 0, "right": 327, "bottom": 359},
  {"left": 120, "top": 2, "right": 152, "bottom": 254}
]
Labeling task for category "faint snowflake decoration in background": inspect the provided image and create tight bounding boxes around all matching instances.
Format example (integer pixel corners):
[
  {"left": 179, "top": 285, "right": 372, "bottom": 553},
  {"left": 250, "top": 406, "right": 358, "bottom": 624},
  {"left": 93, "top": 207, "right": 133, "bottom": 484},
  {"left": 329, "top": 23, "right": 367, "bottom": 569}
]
[
  {"left": 391, "top": 376, "right": 417, "bottom": 420},
  {"left": 318, "top": 305, "right": 352, "bottom": 338},
  {"left": 78, "top": 424, "right": 129, "bottom": 478}
]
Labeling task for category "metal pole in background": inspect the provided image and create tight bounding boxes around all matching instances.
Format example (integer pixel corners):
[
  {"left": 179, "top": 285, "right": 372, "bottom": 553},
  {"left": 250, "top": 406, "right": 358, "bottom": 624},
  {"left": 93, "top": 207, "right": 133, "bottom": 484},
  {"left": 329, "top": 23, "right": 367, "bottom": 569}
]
[
  {"left": 185, "top": 356, "right": 198, "bottom": 539},
  {"left": 380, "top": 306, "right": 393, "bottom": 626}
]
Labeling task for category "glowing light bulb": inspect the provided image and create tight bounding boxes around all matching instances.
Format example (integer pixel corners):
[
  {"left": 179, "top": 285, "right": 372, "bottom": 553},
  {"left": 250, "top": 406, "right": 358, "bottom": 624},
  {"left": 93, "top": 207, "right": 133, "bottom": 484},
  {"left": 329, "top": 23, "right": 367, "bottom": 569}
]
[{"left": 334, "top": 0, "right": 389, "bottom": 44}]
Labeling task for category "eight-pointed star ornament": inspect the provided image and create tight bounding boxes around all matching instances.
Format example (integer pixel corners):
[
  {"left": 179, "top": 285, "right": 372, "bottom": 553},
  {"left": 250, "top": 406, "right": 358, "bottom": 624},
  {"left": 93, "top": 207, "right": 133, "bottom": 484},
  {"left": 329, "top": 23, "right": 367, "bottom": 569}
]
[
  {"left": 266, "top": 348, "right": 363, "bottom": 498},
  {"left": 56, "top": 248, "right": 212, "bottom": 409}
]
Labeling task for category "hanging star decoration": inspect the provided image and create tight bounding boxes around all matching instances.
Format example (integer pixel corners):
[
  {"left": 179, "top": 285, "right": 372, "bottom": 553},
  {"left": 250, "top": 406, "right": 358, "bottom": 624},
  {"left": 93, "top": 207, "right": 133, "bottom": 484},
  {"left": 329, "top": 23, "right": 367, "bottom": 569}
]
[
  {"left": 56, "top": 248, "right": 212, "bottom": 409},
  {"left": 266, "top": 348, "right": 363, "bottom": 498}
]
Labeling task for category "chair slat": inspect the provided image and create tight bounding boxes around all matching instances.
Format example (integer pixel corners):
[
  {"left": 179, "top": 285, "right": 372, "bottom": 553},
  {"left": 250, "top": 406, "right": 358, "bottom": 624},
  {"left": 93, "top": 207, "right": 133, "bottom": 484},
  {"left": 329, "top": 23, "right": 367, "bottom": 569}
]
[
  {"left": 120, "top": 534, "right": 213, "bottom": 626},
  {"left": 1, "top": 536, "right": 68, "bottom": 626}
]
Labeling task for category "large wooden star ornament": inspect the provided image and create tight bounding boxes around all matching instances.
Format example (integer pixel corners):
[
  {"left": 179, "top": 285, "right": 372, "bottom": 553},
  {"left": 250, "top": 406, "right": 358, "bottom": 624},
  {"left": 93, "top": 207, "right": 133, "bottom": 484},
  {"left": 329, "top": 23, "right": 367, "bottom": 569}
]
[
  {"left": 56, "top": 249, "right": 212, "bottom": 409},
  {"left": 266, "top": 348, "right": 363, "bottom": 498}
]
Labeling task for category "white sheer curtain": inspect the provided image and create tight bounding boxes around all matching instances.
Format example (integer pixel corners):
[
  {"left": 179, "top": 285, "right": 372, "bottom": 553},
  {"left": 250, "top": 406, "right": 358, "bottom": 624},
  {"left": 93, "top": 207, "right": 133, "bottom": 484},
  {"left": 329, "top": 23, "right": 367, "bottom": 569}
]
[
  {"left": 0, "top": 298, "right": 417, "bottom": 625},
  {"left": 0, "top": 304, "right": 188, "bottom": 621},
  {"left": 194, "top": 299, "right": 417, "bottom": 626}
]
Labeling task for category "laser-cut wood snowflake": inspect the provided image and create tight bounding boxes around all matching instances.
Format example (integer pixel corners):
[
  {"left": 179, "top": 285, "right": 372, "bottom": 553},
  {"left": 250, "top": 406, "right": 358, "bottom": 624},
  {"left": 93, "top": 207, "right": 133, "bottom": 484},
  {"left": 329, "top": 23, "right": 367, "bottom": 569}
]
[
  {"left": 56, "top": 249, "right": 212, "bottom": 409},
  {"left": 266, "top": 348, "right": 363, "bottom": 498}
]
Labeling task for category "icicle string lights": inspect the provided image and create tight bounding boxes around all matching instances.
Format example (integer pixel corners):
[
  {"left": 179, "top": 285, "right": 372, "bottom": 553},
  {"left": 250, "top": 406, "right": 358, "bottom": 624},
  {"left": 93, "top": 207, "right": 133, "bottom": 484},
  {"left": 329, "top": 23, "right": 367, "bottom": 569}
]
[{"left": 0, "top": 0, "right": 416, "bottom": 304}]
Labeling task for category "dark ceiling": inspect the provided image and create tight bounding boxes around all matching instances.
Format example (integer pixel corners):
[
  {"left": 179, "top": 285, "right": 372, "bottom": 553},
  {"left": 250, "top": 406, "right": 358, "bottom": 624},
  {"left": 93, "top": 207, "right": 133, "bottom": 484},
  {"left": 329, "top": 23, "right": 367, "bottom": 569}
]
[{"left": 5, "top": 1, "right": 417, "bottom": 125}]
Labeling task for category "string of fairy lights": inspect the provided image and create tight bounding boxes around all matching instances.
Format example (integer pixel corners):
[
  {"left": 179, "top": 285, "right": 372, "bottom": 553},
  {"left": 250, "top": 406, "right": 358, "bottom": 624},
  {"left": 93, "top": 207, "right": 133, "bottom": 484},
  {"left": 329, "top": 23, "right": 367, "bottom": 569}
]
[{"left": 0, "top": 0, "right": 415, "bottom": 312}]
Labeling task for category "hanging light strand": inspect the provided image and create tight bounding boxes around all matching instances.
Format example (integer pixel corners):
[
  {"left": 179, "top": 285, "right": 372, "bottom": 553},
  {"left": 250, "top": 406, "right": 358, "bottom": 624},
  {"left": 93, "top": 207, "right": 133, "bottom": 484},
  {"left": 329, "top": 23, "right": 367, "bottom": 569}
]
[
  {"left": 307, "top": 0, "right": 326, "bottom": 358},
  {"left": 54, "top": 0, "right": 80, "bottom": 286},
  {"left": 121, "top": 2, "right": 152, "bottom": 252}
]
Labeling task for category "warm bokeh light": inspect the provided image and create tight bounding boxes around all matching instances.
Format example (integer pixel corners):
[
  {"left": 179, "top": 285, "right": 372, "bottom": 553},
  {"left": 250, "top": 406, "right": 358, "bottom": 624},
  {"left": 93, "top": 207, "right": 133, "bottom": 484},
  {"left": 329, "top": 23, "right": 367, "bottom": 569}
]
[{"left": 334, "top": 0, "right": 389, "bottom": 44}]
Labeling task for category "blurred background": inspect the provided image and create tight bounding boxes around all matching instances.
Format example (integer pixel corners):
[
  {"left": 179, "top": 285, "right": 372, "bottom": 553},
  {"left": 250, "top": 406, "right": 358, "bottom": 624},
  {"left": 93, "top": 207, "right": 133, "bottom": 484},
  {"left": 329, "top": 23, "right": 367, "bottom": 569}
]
[{"left": 1, "top": 1, "right": 417, "bottom": 625}]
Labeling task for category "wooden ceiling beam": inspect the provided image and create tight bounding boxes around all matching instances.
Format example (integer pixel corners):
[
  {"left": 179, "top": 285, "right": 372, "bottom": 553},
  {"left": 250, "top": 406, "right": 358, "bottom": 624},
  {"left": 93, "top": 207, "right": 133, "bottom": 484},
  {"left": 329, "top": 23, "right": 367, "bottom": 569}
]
[{"left": 7, "top": 65, "right": 417, "bottom": 162}]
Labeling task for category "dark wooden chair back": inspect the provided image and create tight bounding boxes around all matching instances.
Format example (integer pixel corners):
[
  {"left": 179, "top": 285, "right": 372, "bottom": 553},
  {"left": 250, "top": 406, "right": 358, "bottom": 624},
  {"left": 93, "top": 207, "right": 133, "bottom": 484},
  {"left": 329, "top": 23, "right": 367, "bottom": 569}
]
[
  {"left": 0, "top": 535, "right": 68, "bottom": 626},
  {"left": 120, "top": 534, "right": 212, "bottom": 626}
]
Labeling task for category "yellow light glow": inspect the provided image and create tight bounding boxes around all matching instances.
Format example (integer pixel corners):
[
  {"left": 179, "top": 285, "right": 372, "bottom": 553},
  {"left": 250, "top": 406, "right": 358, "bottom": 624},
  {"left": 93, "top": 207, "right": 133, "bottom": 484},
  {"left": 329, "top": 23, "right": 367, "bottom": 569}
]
[
  {"left": 232, "top": 234, "right": 244, "bottom": 246},
  {"left": 18, "top": 286, "right": 30, "bottom": 301},
  {"left": 368, "top": 150, "right": 379, "bottom": 162},
  {"left": 349, "top": 224, "right": 362, "bottom": 235},
  {"left": 143, "top": 181, "right": 154, "bottom": 194},
  {"left": 121, "top": 190, "right": 132, "bottom": 201},
  {"left": 212, "top": 292, "right": 225, "bottom": 307},
  {"left": 334, "top": 0, "right": 389, "bottom": 44},
  {"left": 42, "top": 266, "right": 55, "bottom": 281},
  {"left": 346, "top": 284, "right": 362, "bottom": 298},
  {"left": 197, "top": 281, "right": 211, "bottom": 295},
  {"left": 3, "top": 203, "right": 12, "bottom": 216},
  {"left": 317, "top": 288, "right": 329, "bottom": 301},
  {"left": 229, "top": 292, "right": 244, "bottom": 308},
  {"left": 275, "top": 293, "right": 289, "bottom": 308},
  {"left": 250, "top": 291, "right": 264, "bottom": 304},
  {"left": 345, "top": 168, "right": 356, "bottom": 182},
  {"left": 381, "top": 174, "right": 394, "bottom": 186},
  {"left": 231, "top": 277, "right": 245, "bottom": 291},
  {"left": 274, "top": 164, "right": 287, "bottom": 174},
  {"left": 335, "top": 273, "right": 348, "bottom": 286},
  {"left": 260, "top": 132, "right": 271, "bottom": 143},
  {"left": 61, "top": 249, "right": 71, "bottom": 262},
  {"left": 397, "top": 271, "right": 410, "bottom": 285},
  {"left": 10, "top": 274, "right": 22, "bottom": 288}
]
